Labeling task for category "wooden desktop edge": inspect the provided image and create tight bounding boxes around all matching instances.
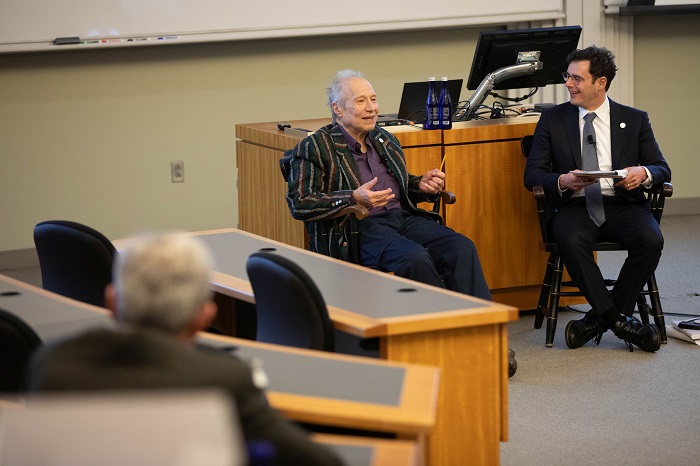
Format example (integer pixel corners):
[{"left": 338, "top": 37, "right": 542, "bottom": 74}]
[
  {"left": 0, "top": 273, "right": 439, "bottom": 438},
  {"left": 201, "top": 333, "right": 439, "bottom": 435},
  {"left": 186, "top": 228, "right": 519, "bottom": 338},
  {"left": 235, "top": 118, "right": 442, "bottom": 150},
  {"left": 0, "top": 274, "right": 112, "bottom": 317}
]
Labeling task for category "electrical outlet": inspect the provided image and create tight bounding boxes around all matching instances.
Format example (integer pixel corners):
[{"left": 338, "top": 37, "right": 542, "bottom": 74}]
[{"left": 171, "top": 160, "right": 184, "bottom": 183}]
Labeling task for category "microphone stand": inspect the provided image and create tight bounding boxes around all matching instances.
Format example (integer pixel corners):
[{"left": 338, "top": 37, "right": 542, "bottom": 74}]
[{"left": 464, "top": 61, "right": 543, "bottom": 121}]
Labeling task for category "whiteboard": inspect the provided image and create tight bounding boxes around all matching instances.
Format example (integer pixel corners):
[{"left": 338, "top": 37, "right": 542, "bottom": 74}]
[{"left": 0, "top": 0, "right": 564, "bottom": 53}]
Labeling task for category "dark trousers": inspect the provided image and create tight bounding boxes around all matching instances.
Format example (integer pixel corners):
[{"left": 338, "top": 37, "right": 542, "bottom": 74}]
[
  {"left": 359, "top": 209, "right": 492, "bottom": 300},
  {"left": 549, "top": 196, "right": 663, "bottom": 316}
]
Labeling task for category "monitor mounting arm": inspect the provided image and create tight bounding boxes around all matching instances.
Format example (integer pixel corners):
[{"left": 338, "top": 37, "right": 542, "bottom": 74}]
[{"left": 464, "top": 61, "right": 543, "bottom": 120}]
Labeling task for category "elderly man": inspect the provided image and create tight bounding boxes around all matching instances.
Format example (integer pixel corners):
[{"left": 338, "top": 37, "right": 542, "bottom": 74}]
[
  {"left": 286, "top": 69, "right": 491, "bottom": 300},
  {"left": 27, "top": 232, "right": 342, "bottom": 466}
]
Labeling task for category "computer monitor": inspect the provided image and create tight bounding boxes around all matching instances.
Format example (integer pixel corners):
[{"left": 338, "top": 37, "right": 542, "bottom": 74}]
[{"left": 466, "top": 25, "right": 582, "bottom": 91}]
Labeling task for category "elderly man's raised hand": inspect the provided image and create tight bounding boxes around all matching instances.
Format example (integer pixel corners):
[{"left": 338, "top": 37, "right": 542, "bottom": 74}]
[{"left": 352, "top": 177, "right": 395, "bottom": 208}]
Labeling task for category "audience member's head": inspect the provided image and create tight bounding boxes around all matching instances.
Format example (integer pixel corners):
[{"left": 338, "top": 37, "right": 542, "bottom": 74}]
[{"left": 106, "top": 233, "right": 216, "bottom": 339}]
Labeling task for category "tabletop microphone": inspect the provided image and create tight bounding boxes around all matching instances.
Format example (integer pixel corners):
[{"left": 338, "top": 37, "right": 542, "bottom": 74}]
[{"left": 587, "top": 134, "right": 596, "bottom": 145}]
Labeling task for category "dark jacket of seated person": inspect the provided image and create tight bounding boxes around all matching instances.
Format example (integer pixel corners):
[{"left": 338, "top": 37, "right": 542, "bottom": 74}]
[{"left": 26, "top": 232, "right": 342, "bottom": 466}]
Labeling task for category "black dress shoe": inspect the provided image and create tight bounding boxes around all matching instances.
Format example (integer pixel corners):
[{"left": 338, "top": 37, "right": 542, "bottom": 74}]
[
  {"left": 614, "top": 315, "right": 661, "bottom": 352},
  {"left": 565, "top": 314, "right": 607, "bottom": 349}
]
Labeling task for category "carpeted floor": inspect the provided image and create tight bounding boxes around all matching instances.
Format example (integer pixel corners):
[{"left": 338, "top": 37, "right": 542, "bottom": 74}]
[{"left": 502, "top": 214, "right": 700, "bottom": 466}]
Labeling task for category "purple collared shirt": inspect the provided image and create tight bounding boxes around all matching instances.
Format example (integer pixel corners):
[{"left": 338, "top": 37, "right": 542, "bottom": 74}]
[{"left": 338, "top": 126, "right": 401, "bottom": 215}]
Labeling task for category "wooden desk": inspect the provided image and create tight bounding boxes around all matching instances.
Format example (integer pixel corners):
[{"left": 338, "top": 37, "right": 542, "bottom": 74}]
[
  {"left": 181, "top": 228, "right": 518, "bottom": 466},
  {"left": 443, "top": 118, "right": 549, "bottom": 305},
  {"left": 0, "top": 274, "right": 439, "bottom": 444},
  {"left": 235, "top": 117, "right": 583, "bottom": 310}
]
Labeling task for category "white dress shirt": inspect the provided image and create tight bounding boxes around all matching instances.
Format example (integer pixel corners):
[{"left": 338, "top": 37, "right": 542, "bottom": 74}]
[{"left": 567, "top": 97, "right": 652, "bottom": 197}]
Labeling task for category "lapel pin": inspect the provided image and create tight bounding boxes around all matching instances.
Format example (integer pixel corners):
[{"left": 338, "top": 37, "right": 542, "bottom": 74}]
[
  {"left": 620, "top": 122, "right": 626, "bottom": 128},
  {"left": 379, "top": 138, "right": 384, "bottom": 143}
]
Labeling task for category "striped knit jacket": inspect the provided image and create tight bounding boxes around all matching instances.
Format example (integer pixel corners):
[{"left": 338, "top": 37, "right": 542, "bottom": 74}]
[{"left": 285, "top": 123, "right": 439, "bottom": 259}]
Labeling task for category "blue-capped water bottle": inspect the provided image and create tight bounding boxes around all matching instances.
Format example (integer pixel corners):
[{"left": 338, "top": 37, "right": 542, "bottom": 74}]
[
  {"left": 424, "top": 77, "right": 439, "bottom": 130},
  {"left": 439, "top": 76, "right": 452, "bottom": 130}
]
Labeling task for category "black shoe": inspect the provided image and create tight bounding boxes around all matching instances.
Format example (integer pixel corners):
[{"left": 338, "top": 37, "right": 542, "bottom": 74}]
[
  {"left": 508, "top": 348, "right": 517, "bottom": 378},
  {"left": 565, "top": 314, "right": 607, "bottom": 349},
  {"left": 614, "top": 315, "right": 661, "bottom": 352}
]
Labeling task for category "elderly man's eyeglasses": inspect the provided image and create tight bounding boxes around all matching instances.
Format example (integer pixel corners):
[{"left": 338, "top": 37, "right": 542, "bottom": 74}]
[{"left": 562, "top": 72, "right": 585, "bottom": 85}]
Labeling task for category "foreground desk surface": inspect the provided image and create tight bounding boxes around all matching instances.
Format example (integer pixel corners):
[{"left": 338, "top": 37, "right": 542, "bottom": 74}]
[
  {"left": 183, "top": 228, "right": 519, "bottom": 466},
  {"left": 0, "top": 274, "right": 438, "bottom": 441}
]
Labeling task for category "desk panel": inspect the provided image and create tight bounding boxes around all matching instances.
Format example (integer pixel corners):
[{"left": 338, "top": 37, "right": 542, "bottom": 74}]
[
  {"left": 236, "top": 140, "right": 303, "bottom": 248},
  {"left": 443, "top": 119, "right": 582, "bottom": 306},
  {"left": 444, "top": 138, "right": 545, "bottom": 289}
]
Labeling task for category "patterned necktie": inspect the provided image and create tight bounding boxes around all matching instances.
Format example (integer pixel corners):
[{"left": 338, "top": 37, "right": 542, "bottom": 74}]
[{"left": 582, "top": 112, "right": 606, "bottom": 226}]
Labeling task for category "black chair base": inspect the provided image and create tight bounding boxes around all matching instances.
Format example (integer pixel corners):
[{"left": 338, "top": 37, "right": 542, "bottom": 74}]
[{"left": 535, "top": 249, "right": 667, "bottom": 348}]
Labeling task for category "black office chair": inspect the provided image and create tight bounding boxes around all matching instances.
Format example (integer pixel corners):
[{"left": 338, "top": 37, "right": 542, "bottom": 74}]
[
  {"left": 0, "top": 308, "right": 42, "bottom": 393},
  {"left": 246, "top": 251, "right": 335, "bottom": 352},
  {"left": 33, "top": 220, "right": 115, "bottom": 308},
  {"left": 279, "top": 150, "right": 456, "bottom": 264},
  {"left": 521, "top": 135, "right": 672, "bottom": 347}
]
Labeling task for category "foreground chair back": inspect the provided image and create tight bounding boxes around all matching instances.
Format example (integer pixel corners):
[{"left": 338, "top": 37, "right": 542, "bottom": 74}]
[
  {"left": 521, "top": 135, "right": 672, "bottom": 347},
  {"left": 0, "top": 309, "right": 42, "bottom": 393},
  {"left": 33, "top": 220, "right": 115, "bottom": 308},
  {"left": 246, "top": 251, "right": 335, "bottom": 352}
]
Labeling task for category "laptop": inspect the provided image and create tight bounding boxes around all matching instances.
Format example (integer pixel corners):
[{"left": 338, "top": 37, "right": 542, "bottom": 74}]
[{"left": 378, "top": 79, "right": 463, "bottom": 126}]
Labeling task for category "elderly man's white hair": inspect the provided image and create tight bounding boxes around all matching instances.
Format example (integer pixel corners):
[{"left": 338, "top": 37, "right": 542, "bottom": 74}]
[
  {"left": 113, "top": 232, "right": 215, "bottom": 333},
  {"left": 326, "top": 69, "right": 365, "bottom": 123}
]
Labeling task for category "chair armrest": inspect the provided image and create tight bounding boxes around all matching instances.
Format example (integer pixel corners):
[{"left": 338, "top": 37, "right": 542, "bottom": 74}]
[
  {"left": 428, "top": 190, "right": 457, "bottom": 216},
  {"left": 437, "top": 190, "right": 456, "bottom": 205},
  {"left": 279, "top": 151, "right": 293, "bottom": 182},
  {"left": 643, "top": 182, "right": 673, "bottom": 225},
  {"left": 533, "top": 185, "right": 545, "bottom": 200},
  {"left": 642, "top": 181, "right": 673, "bottom": 197},
  {"left": 327, "top": 204, "right": 370, "bottom": 221},
  {"left": 663, "top": 182, "right": 673, "bottom": 198}
]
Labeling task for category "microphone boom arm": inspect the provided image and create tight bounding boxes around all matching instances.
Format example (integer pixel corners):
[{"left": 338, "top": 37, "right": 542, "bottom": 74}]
[{"left": 464, "top": 61, "right": 543, "bottom": 120}]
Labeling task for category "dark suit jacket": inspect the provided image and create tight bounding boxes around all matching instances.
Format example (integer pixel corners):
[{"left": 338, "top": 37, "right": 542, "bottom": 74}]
[
  {"left": 27, "top": 328, "right": 342, "bottom": 466},
  {"left": 286, "top": 123, "right": 439, "bottom": 259},
  {"left": 524, "top": 99, "right": 671, "bottom": 220}
]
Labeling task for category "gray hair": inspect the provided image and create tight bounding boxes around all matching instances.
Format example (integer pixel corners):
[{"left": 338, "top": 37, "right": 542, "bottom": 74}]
[
  {"left": 326, "top": 69, "right": 364, "bottom": 123},
  {"left": 113, "top": 232, "right": 214, "bottom": 333}
]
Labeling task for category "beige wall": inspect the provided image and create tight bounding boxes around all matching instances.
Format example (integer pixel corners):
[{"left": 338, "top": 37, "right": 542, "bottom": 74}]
[
  {"left": 1, "top": 17, "right": 698, "bottom": 252},
  {"left": 0, "top": 27, "right": 478, "bottom": 252},
  {"left": 634, "top": 15, "right": 698, "bottom": 210}
]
